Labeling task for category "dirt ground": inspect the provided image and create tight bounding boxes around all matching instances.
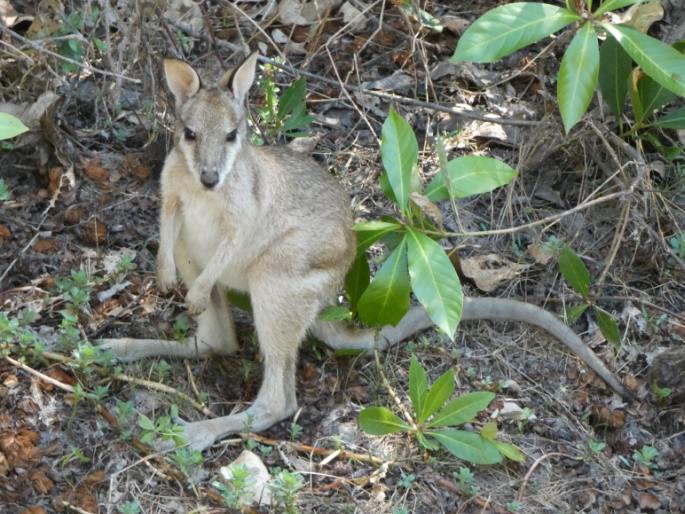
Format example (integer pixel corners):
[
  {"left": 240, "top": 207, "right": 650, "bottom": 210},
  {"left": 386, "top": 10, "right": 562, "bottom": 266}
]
[{"left": 1, "top": 1, "right": 685, "bottom": 513}]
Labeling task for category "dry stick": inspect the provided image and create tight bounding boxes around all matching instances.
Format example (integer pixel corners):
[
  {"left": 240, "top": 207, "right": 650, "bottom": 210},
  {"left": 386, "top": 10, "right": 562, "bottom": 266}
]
[
  {"left": 166, "top": 19, "right": 539, "bottom": 127},
  {"left": 244, "top": 433, "right": 385, "bottom": 467},
  {"left": 374, "top": 351, "right": 416, "bottom": 430},
  {"left": 5, "top": 355, "right": 75, "bottom": 392},
  {"left": 0, "top": 26, "right": 141, "bottom": 83}
]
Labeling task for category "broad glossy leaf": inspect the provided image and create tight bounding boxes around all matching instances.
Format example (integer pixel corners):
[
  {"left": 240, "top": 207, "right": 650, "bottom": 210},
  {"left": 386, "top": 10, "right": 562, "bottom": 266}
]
[
  {"left": 595, "top": 308, "right": 621, "bottom": 346},
  {"left": 406, "top": 229, "right": 463, "bottom": 338},
  {"left": 431, "top": 429, "right": 503, "bottom": 464},
  {"left": 354, "top": 220, "right": 403, "bottom": 253},
  {"left": 451, "top": 3, "right": 579, "bottom": 63},
  {"left": 345, "top": 253, "right": 370, "bottom": 313},
  {"left": 558, "top": 23, "right": 600, "bottom": 133},
  {"left": 428, "top": 391, "right": 495, "bottom": 428},
  {"left": 358, "top": 407, "right": 411, "bottom": 435},
  {"left": 409, "top": 355, "right": 428, "bottom": 420},
  {"left": 381, "top": 109, "right": 418, "bottom": 213},
  {"left": 603, "top": 23, "right": 685, "bottom": 97},
  {"left": 0, "top": 112, "right": 29, "bottom": 140},
  {"left": 493, "top": 441, "right": 526, "bottom": 462},
  {"left": 653, "top": 106, "right": 685, "bottom": 129},
  {"left": 358, "top": 236, "right": 410, "bottom": 326},
  {"left": 425, "top": 156, "right": 517, "bottom": 202},
  {"left": 559, "top": 246, "right": 591, "bottom": 299},
  {"left": 419, "top": 368, "right": 455, "bottom": 423},
  {"left": 595, "top": 0, "right": 645, "bottom": 16},
  {"left": 598, "top": 36, "right": 632, "bottom": 119},
  {"left": 639, "top": 76, "right": 677, "bottom": 118}
]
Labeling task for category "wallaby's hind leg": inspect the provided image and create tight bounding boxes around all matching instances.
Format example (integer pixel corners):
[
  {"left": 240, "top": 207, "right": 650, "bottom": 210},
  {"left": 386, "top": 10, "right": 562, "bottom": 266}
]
[{"left": 178, "top": 271, "right": 325, "bottom": 450}]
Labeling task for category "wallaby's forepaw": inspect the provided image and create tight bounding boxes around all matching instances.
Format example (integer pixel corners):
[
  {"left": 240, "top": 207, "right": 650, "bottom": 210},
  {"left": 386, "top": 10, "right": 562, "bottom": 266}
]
[
  {"left": 185, "top": 284, "right": 209, "bottom": 315},
  {"left": 156, "top": 261, "right": 177, "bottom": 294}
]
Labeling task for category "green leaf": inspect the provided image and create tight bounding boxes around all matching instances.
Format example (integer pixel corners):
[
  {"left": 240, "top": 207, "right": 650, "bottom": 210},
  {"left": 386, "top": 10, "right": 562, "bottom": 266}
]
[
  {"left": 425, "top": 156, "right": 517, "bottom": 202},
  {"left": 409, "top": 355, "right": 428, "bottom": 420},
  {"left": 595, "top": 0, "right": 645, "bottom": 16},
  {"left": 430, "top": 429, "right": 503, "bottom": 464},
  {"left": 558, "top": 23, "right": 600, "bottom": 133},
  {"left": 418, "top": 368, "right": 455, "bottom": 424},
  {"left": 566, "top": 303, "right": 590, "bottom": 324},
  {"left": 652, "top": 106, "right": 685, "bottom": 129},
  {"left": 559, "top": 246, "right": 591, "bottom": 299},
  {"left": 345, "top": 252, "right": 370, "bottom": 313},
  {"left": 0, "top": 113, "right": 29, "bottom": 140},
  {"left": 492, "top": 441, "right": 526, "bottom": 462},
  {"left": 318, "top": 306, "right": 353, "bottom": 322},
  {"left": 278, "top": 77, "right": 306, "bottom": 119},
  {"left": 406, "top": 228, "right": 463, "bottom": 338},
  {"left": 480, "top": 420, "right": 498, "bottom": 440},
  {"left": 602, "top": 24, "right": 685, "bottom": 98},
  {"left": 358, "top": 236, "right": 410, "bottom": 326},
  {"left": 226, "top": 290, "right": 252, "bottom": 312},
  {"left": 353, "top": 220, "right": 403, "bottom": 253},
  {"left": 595, "top": 308, "right": 621, "bottom": 346},
  {"left": 358, "top": 407, "right": 411, "bottom": 435},
  {"left": 381, "top": 109, "right": 418, "bottom": 213},
  {"left": 427, "top": 391, "right": 495, "bottom": 428},
  {"left": 417, "top": 432, "right": 441, "bottom": 451},
  {"left": 138, "top": 414, "right": 155, "bottom": 431},
  {"left": 598, "top": 36, "right": 633, "bottom": 119},
  {"left": 637, "top": 76, "right": 676, "bottom": 118},
  {"left": 450, "top": 3, "right": 579, "bottom": 63}
]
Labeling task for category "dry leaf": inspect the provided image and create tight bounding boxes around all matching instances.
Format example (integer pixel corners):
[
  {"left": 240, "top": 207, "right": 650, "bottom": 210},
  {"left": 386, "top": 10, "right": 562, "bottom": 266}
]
[
  {"left": 527, "top": 243, "right": 554, "bottom": 265},
  {"left": 26, "top": 0, "right": 62, "bottom": 36},
  {"left": 362, "top": 71, "right": 413, "bottom": 93},
  {"left": 0, "top": 92, "right": 59, "bottom": 148},
  {"left": 47, "top": 166, "right": 64, "bottom": 194},
  {"left": 278, "top": 0, "right": 342, "bottom": 26},
  {"left": 30, "top": 469, "right": 54, "bottom": 494},
  {"left": 32, "top": 239, "right": 59, "bottom": 254},
  {"left": 85, "top": 218, "right": 107, "bottom": 246},
  {"left": 164, "top": 0, "right": 203, "bottom": 32},
  {"left": 460, "top": 254, "right": 531, "bottom": 292},
  {"left": 440, "top": 15, "right": 468, "bottom": 34},
  {"left": 20, "top": 508, "right": 48, "bottom": 514},
  {"left": 83, "top": 156, "right": 109, "bottom": 186},
  {"left": 63, "top": 206, "right": 86, "bottom": 225},
  {"left": 619, "top": 0, "right": 663, "bottom": 33},
  {"left": 340, "top": 1, "right": 367, "bottom": 32},
  {"left": 591, "top": 405, "right": 625, "bottom": 428},
  {"left": 638, "top": 492, "right": 661, "bottom": 510},
  {"left": 0, "top": 224, "right": 11, "bottom": 239},
  {"left": 121, "top": 154, "right": 151, "bottom": 181},
  {"left": 409, "top": 192, "right": 443, "bottom": 229},
  {"left": 3, "top": 374, "right": 18, "bottom": 388}
]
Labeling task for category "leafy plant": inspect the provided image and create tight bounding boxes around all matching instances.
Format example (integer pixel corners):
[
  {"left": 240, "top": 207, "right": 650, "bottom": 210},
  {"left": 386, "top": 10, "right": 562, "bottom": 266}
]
[
  {"left": 650, "top": 382, "right": 673, "bottom": 400},
  {"left": 255, "top": 64, "right": 314, "bottom": 141},
  {"left": 632, "top": 445, "right": 659, "bottom": 469},
  {"left": 137, "top": 405, "right": 186, "bottom": 447},
  {"left": 214, "top": 463, "right": 255, "bottom": 511},
  {"left": 349, "top": 110, "right": 516, "bottom": 338},
  {"left": 358, "top": 356, "right": 524, "bottom": 465},
  {"left": 171, "top": 447, "right": 203, "bottom": 476},
  {"left": 451, "top": 1, "right": 685, "bottom": 133},
  {"left": 0, "top": 178, "right": 9, "bottom": 201},
  {"left": 558, "top": 246, "right": 622, "bottom": 347},
  {"left": 269, "top": 469, "right": 304, "bottom": 514},
  {"left": 455, "top": 466, "right": 480, "bottom": 496},
  {"left": 117, "top": 502, "right": 141, "bottom": 514},
  {"left": 588, "top": 439, "right": 607, "bottom": 454}
]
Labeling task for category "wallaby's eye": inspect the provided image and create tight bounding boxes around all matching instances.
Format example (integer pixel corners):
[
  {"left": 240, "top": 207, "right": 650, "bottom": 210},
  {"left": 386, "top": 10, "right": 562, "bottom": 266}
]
[
  {"left": 184, "top": 127, "right": 196, "bottom": 141},
  {"left": 226, "top": 129, "right": 238, "bottom": 142}
]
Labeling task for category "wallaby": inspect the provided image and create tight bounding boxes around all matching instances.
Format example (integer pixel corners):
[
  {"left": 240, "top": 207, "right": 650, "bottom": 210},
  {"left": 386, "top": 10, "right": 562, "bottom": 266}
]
[{"left": 100, "top": 53, "right": 630, "bottom": 451}]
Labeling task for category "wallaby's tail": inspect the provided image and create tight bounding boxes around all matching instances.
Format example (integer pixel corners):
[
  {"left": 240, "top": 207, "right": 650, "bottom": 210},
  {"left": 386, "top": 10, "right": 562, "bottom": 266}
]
[{"left": 311, "top": 298, "right": 632, "bottom": 401}]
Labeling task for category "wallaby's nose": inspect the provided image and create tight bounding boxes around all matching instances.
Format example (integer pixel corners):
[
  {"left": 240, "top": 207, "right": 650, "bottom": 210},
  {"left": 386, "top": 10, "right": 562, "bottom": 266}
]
[{"left": 200, "top": 169, "right": 219, "bottom": 189}]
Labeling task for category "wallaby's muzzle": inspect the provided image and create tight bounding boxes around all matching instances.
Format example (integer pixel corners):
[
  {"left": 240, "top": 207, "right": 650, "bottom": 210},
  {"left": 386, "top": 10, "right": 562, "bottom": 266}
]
[{"left": 200, "top": 169, "right": 219, "bottom": 189}]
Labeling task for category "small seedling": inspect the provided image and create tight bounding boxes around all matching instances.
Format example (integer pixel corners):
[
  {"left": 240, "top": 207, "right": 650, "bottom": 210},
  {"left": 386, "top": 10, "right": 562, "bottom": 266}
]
[
  {"left": 358, "top": 355, "right": 524, "bottom": 465},
  {"left": 650, "top": 382, "right": 673, "bottom": 401},
  {"left": 59, "top": 446, "right": 90, "bottom": 467},
  {"left": 0, "top": 178, "right": 10, "bottom": 201},
  {"left": 269, "top": 469, "right": 304, "bottom": 514},
  {"left": 118, "top": 502, "right": 141, "bottom": 514},
  {"left": 455, "top": 466, "right": 479, "bottom": 497},
  {"left": 152, "top": 359, "right": 172, "bottom": 381},
  {"left": 214, "top": 463, "right": 255, "bottom": 511},
  {"left": 289, "top": 421, "right": 303, "bottom": 441},
  {"left": 173, "top": 315, "right": 191, "bottom": 341},
  {"left": 506, "top": 500, "right": 524, "bottom": 513},
  {"left": 171, "top": 447, "right": 203, "bottom": 477},
  {"left": 633, "top": 445, "right": 659, "bottom": 469},
  {"left": 137, "top": 405, "right": 186, "bottom": 447},
  {"left": 397, "top": 470, "right": 416, "bottom": 490},
  {"left": 588, "top": 439, "right": 607, "bottom": 454}
]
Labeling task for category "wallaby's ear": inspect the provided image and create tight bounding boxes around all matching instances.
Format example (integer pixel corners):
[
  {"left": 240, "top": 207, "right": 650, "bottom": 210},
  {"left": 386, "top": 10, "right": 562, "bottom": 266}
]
[
  {"left": 164, "top": 58, "right": 201, "bottom": 109},
  {"left": 219, "top": 52, "right": 258, "bottom": 101}
]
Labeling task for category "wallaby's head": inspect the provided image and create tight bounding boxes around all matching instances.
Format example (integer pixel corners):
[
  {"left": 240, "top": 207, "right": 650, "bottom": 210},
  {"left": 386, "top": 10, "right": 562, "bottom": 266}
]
[{"left": 163, "top": 53, "right": 258, "bottom": 189}]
